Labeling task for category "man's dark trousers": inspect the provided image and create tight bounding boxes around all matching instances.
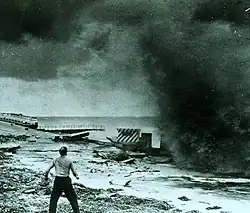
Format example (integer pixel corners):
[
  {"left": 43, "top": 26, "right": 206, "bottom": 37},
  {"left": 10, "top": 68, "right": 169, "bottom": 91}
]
[{"left": 49, "top": 176, "right": 80, "bottom": 213}]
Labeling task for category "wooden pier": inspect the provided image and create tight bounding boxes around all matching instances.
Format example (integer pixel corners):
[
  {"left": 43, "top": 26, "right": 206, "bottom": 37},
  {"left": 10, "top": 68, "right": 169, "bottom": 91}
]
[{"left": 37, "top": 124, "right": 105, "bottom": 134}]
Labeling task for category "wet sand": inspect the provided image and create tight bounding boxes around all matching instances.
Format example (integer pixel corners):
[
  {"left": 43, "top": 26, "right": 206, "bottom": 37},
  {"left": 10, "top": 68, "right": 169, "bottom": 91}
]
[{"left": 1, "top": 121, "right": 250, "bottom": 212}]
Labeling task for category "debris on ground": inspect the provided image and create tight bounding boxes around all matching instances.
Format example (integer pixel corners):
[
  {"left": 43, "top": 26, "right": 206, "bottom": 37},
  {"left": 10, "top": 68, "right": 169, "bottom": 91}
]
[
  {"left": 0, "top": 134, "right": 29, "bottom": 143},
  {"left": 0, "top": 145, "right": 21, "bottom": 153},
  {"left": 122, "top": 158, "right": 135, "bottom": 164},
  {"left": 126, "top": 151, "right": 147, "bottom": 159},
  {"left": 124, "top": 180, "right": 132, "bottom": 187},
  {"left": 0, "top": 152, "right": 10, "bottom": 162},
  {"left": 88, "top": 159, "right": 110, "bottom": 165},
  {"left": 0, "top": 161, "right": 175, "bottom": 213},
  {"left": 0, "top": 134, "right": 230, "bottom": 213},
  {"left": 93, "top": 147, "right": 129, "bottom": 161},
  {"left": 178, "top": 196, "right": 191, "bottom": 201},
  {"left": 206, "top": 206, "right": 222, "bottom": 210}
]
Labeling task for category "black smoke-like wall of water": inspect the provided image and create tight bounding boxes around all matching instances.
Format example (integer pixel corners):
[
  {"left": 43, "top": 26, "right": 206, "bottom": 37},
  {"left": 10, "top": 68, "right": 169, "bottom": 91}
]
[
  {"left": 140, "top": 0, "right": 250, "bottom": 173},
  {"left": 1, "top": 0, "right": 250, "bottom": 174}
]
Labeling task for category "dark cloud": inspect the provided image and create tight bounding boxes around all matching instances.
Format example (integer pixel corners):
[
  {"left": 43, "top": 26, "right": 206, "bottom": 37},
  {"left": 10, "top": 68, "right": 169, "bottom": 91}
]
[
  {"left": 0, "top": 0, "right": 87, "bottom": 80},
  {"left": 193, "top": 0, "right": 250, "bottom": 24},
  {"left": 0, "top": 0, "right": 84, "bottom": 42}
]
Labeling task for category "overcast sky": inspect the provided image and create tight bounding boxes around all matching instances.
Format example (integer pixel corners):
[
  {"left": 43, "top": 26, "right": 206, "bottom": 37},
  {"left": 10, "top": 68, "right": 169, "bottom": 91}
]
[
  {"left": 0, "top": 1, "right": 163, "bottom": 117},
  {"left": 0, "top": 76, "right": 158, "bottom": 117}
]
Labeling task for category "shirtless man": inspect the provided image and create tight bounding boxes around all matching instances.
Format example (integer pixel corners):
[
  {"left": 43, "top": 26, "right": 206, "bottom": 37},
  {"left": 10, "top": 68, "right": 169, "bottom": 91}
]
[{"left": 44, "top": 146, "right": 80, "bottom": 213}]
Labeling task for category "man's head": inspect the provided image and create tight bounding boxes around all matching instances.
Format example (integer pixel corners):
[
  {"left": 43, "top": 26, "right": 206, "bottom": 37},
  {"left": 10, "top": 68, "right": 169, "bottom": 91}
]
[{"left": 59, "top": 146, "right": 67, "bottom": 156}]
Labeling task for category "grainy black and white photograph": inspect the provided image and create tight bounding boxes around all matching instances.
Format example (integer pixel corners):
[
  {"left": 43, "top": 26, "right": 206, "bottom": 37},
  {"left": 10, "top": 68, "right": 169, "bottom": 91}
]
[{"left": 0, "top": 0, "right": 250, "bottom": 212}]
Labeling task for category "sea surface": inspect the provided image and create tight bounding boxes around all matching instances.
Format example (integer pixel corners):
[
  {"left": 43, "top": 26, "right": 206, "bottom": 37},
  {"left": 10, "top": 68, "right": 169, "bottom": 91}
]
[{"left": 37, "top": 116, "right": 159, "bottom": 142}]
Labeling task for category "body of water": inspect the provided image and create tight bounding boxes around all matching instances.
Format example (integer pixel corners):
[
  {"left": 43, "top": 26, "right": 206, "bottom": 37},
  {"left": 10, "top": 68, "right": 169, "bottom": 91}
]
[{"left": 37, "top": 116, "right": 159, "bottom": 142}]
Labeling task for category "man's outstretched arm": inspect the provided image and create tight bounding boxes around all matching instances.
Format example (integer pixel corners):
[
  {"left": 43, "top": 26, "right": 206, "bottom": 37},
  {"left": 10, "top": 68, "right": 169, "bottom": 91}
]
[
  {"left": 44, "top": 160, "right": 55, "bottom": 179},
  {"left": 70, "top": 162, "right": 79, "bottom": 179}
]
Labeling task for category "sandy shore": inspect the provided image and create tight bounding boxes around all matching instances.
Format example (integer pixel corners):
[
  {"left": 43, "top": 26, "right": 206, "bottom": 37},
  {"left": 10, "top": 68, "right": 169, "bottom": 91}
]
[{"left": 0, "top": 121, "right": 249, "bottom": 213}]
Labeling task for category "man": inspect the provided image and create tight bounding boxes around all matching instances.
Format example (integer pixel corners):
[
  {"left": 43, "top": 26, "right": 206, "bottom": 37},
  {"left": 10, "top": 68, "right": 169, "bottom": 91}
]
[{"left": 44, "top": 146, "right": 80, "bottom": 213}]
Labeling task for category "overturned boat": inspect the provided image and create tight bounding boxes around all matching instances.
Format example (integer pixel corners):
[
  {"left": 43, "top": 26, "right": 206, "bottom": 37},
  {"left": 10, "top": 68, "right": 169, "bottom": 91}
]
[{"left": 53, "top": 131, "right": 90, "bottom": 142}]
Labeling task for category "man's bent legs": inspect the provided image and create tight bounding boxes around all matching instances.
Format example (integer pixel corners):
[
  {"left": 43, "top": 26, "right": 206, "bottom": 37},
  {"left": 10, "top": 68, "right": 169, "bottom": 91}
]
[
  {"left": 49, "top": 178, "right": 62, "bottom": 213},
  {"left": 64, "top": 178, "right": 80, "bottom": 213}
]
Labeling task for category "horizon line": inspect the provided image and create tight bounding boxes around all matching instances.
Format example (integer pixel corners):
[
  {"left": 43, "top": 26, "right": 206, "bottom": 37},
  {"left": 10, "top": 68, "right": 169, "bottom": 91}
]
[
  {"left": 0, "top": 112, "right": 158, "bottom": 118},
  {"left": 36, "top": 115, "right": 158, "bottom": 117}
]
